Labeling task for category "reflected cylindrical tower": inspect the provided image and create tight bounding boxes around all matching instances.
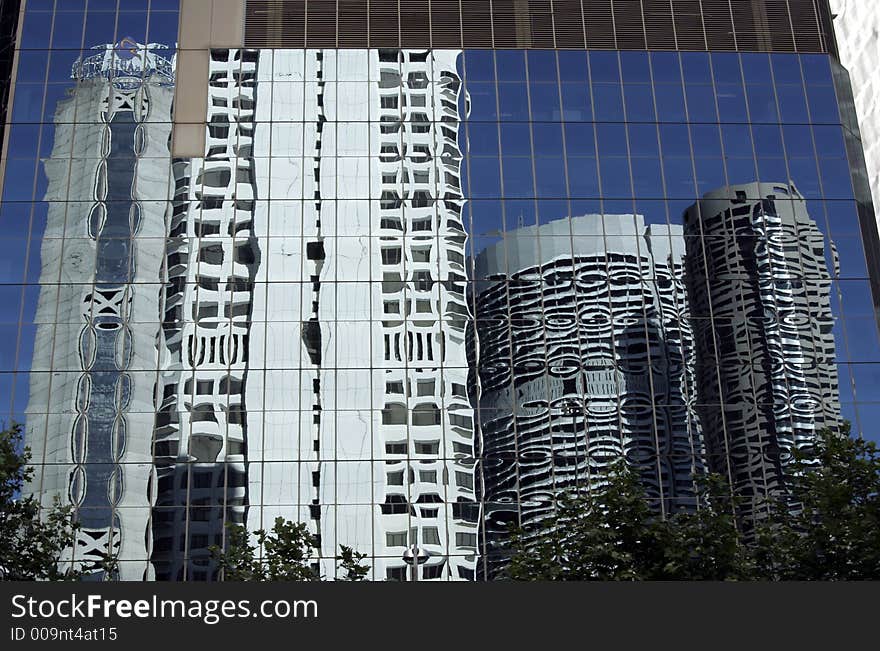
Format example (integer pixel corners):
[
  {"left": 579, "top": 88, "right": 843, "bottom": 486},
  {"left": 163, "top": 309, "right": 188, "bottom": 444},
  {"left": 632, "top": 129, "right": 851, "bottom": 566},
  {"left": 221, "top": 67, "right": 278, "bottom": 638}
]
[
  {"left": 683, "top": 182, "right": 842, "bottom": 525},
  {"left": 470, "top": 213, "right": 706, "bottom": 579}
]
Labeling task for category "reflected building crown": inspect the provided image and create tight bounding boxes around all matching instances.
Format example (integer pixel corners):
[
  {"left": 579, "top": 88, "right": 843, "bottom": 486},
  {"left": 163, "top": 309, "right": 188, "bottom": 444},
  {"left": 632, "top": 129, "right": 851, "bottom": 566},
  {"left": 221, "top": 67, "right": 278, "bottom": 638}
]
[{"left": 71, "top": 39, "right": 175, "bottom": 89}]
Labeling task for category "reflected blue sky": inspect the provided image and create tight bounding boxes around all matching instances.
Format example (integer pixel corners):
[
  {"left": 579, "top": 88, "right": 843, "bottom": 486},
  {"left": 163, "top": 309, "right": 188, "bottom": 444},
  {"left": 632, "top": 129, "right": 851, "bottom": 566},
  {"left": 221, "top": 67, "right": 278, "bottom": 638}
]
[{"left": 0, "top": 2, "right": 878, "bottom": 443}]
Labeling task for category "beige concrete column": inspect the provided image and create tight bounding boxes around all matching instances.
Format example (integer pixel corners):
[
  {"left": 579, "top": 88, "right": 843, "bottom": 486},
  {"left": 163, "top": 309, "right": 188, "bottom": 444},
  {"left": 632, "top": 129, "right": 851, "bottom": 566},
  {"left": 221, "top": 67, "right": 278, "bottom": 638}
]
[{"left": 172, "top": 0, "right": 245, "bottom": 158}]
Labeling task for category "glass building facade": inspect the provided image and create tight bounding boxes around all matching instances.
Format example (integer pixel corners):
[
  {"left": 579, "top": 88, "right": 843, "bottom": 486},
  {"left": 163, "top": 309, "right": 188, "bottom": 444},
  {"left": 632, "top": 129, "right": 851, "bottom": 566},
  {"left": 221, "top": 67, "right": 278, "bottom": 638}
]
[{"left": 1, "top": 0, "right": 878, "bottom": 581}]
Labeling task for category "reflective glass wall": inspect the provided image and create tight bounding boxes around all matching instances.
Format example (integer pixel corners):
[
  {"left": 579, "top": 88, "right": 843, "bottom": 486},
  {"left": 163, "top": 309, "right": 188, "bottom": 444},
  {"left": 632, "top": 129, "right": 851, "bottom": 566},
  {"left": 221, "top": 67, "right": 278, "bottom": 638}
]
[
  {"left": 2, "top": 0, "right": 878, "bottom": 581},
  {"left": 2, "top": 0, "right": 183, "bottom": 580}
]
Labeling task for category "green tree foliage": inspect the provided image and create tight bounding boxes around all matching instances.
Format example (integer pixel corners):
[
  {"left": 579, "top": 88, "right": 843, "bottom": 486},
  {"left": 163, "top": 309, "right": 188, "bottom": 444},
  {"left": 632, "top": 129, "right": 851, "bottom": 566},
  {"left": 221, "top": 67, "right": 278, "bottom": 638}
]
[
  {"left": 752, "top": 423, "right": 880, "bottom": 580},
  {"left": 0, "top": 424, "right": 87, "bottom": 580},
  {"left": 652, "top": 473, "right": 755, "bottom": 580},
  {"left": 506, "top": 465, "right": 660, "bottom": 580},
  {"left": 505, "top": 465, "right": 751, "bottom": 580},
  {"left": 211, "top": 517, "right": 370, "bottom": 581},
  {"left": 506, "top": 427, "right": 880, "bottom": 581},
  {"left": 336, "top": 545, "right": 371, "bottom": 582}
]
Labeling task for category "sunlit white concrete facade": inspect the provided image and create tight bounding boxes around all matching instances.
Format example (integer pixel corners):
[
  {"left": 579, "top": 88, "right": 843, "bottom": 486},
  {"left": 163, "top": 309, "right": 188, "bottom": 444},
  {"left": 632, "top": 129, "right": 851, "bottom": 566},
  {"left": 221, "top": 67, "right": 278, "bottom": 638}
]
[{"left": 831, "top": 0, "right": 880, "bottom": 229}]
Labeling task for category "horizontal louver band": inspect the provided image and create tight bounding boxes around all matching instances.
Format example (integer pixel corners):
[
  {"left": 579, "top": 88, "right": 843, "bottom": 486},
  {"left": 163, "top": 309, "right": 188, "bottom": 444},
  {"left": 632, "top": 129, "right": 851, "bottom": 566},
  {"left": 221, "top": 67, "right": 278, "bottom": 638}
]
[{"left": 244, "top": 0, "right": 834, "bottom": 53}]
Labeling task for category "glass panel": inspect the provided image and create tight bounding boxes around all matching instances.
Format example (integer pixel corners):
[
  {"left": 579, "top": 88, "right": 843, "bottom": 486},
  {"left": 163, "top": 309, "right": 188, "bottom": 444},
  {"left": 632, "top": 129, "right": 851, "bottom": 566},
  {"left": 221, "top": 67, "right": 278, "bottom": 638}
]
[{"left": 0, "top": 4, "right": 874, "bottom": 582}]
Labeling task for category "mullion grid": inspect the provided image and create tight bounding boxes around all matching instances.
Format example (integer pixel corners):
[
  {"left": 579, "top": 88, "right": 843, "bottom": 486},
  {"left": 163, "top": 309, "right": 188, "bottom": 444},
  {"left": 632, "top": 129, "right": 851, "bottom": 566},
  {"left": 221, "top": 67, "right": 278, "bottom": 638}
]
[
  {"left": 615, "top": 50, "right": 671, "bottom": 519},
  {"left": 794, "top": 56, "right": 867, "bottom": 441},
  {"left": 764, "top": 51, "right": 843, "bottom": 452},
  {"left": 735, "top": 52, "right": 810, "bottom": 518},
  {"left": 12, "top": 0, "right": 863, "bottom": 579},
  {"left": 685, "top": 51, "right": 764, "bottom": 516},
  {"left": 27, "top": 1, "right": 92, "bottom": 574},
  {"left": 549, "top": 47, "right": 592, "bottom": 502},
  {"left": 586, "top": 51, "right": 632, "bottom": 504},
  {"left": 642, "top": 55, "right": 706, "bottom": 511},
  {"left": 460, "top": 51, "right": 487, "bottom": 579},
  {"left": 519, "top": 48, "right": 562, "bottom": 562},
  {"left": 51, "top": 0, "right": 121, "bottom": 577},
  {"left": 484, "top": 45, "right": 524, "bottom": 578}
]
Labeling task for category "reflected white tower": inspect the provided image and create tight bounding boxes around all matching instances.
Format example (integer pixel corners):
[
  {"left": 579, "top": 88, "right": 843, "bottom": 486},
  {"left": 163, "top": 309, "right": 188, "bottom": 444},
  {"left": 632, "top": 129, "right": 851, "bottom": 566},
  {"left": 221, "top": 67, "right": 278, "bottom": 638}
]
[
  {"left": 151, "top": 48, "right": 258, "bottom": 581},
  {"left": 247, "top": 48, "right": 477, "bottom": 581},
  {"left": 25, "top": 41, "right": 175, "bottom": 580},
  {"left": 153, "top": 48, "right": 477, "bottom": 581}
]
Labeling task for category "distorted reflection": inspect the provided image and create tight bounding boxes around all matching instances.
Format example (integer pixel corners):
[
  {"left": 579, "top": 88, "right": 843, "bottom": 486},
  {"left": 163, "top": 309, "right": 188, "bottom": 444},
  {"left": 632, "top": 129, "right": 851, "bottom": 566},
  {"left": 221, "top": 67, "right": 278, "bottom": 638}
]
[{"left": 4, "top": 26, "right": 874, "bottom": 580}]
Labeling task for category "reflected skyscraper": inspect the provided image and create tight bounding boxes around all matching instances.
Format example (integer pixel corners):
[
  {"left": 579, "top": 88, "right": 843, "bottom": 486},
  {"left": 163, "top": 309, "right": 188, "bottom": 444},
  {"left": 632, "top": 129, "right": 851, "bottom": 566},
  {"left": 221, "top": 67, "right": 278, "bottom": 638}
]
[
  {"left": 684, "top": 182, "right": 842, "bottom": 523},
  {"left": 153, "top": 47, "right": 477, "bottom": 581},
  {"left": 470, "top": 214, "right": 705, "bottom": 578},
  {"left": 150, "top": 48, "right": 258, "bottom": 581},
  {"left": 24, "top": 41, "right": 175, "bottom": 580}
]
